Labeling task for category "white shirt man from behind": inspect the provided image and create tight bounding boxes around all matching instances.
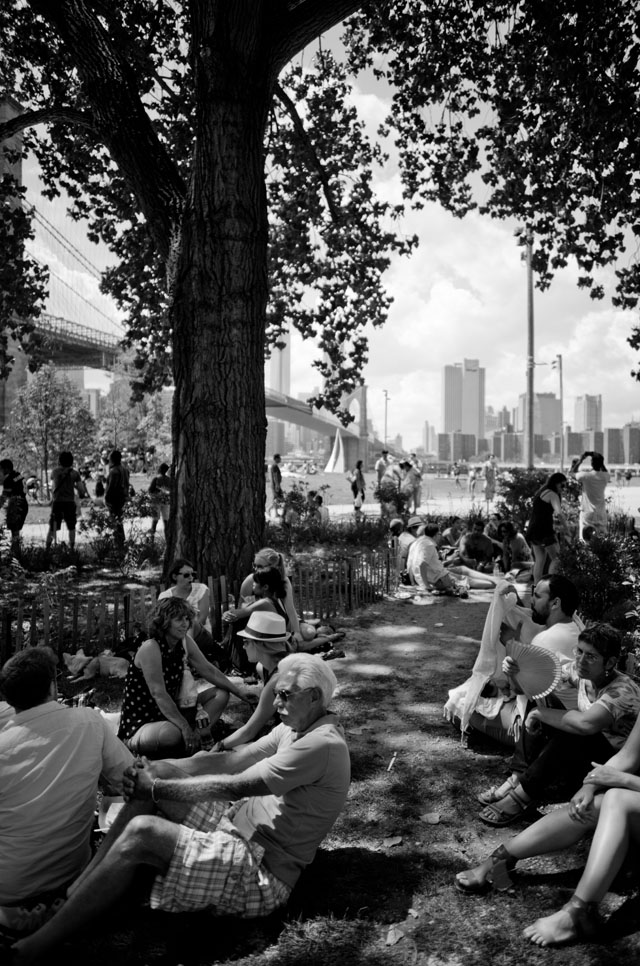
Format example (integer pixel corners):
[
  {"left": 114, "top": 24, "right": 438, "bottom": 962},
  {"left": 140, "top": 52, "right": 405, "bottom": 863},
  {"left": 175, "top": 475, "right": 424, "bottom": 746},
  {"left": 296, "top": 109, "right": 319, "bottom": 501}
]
[{"left": 0, "top": 647, "right": 133, "bottom": 919}]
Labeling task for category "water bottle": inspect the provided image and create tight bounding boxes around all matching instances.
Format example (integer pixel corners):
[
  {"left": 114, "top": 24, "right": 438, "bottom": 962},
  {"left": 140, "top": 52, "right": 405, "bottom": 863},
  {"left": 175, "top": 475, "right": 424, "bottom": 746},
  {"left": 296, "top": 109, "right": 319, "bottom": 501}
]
[{"left": 196, "top": 706, "right": 210, "bottom": 732}]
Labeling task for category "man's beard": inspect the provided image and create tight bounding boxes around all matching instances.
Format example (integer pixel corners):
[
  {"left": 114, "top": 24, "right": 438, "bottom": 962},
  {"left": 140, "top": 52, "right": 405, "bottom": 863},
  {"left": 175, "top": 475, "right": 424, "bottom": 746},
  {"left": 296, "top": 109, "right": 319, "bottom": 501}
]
[{"left": 531, "top": 608, "right": 547, "bottom": 625}]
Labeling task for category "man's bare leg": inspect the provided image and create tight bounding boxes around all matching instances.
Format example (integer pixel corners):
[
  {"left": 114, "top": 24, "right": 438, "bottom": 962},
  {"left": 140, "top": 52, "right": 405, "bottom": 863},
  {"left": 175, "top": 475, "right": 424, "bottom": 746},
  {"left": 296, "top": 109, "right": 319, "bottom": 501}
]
[
  {"left": 524, "top": 788, "right": 640, "bottom": 946},
  {"left": 12, "top": 814, "right": 180, "bottom": 964}
]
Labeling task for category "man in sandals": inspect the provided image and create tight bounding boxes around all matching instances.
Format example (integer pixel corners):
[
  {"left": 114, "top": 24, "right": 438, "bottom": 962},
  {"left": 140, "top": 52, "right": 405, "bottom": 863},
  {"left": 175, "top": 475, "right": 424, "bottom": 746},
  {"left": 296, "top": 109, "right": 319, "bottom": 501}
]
[{"left": 11, "top": 654, "right": 350, "bottom": 961}]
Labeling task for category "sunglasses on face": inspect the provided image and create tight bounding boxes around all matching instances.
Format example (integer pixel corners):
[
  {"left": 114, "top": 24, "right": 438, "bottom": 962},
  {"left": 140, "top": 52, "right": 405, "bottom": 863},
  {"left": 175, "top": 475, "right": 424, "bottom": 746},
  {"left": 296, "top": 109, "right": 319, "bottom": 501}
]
[
  {"left": 273, "top": 687, "right": 314, "bottom": 703},
  {"left": 178, "top": 571, "right": 194, "bottom": 578}
]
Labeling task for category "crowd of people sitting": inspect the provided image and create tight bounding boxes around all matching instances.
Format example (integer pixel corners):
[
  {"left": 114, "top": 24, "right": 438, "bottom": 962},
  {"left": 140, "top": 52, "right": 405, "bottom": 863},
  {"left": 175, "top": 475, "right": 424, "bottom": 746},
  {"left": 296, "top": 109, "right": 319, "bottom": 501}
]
[{"left": 3, "top": 452, "right": 640, "bottom": 957}]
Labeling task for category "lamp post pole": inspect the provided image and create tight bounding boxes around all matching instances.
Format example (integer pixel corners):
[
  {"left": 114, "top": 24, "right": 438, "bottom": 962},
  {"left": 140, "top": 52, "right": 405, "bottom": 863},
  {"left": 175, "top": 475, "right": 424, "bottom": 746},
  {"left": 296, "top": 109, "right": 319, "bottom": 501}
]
[
  {"left": 525, "top": 228, "right": 535, "bottom": 470},
  {"left": 556, "top": 353, "right": 564, "bottom": 471},
  {"left": 383, "top": 389, "right": 390, "bottom": 446}
]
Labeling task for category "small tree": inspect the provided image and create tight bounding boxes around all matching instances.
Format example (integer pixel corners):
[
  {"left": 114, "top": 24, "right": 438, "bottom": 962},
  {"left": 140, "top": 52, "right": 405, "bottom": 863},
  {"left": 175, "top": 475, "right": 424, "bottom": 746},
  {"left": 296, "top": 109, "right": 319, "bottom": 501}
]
[{"left": 4, "top": 365, "right": 96, "bottom": 495}]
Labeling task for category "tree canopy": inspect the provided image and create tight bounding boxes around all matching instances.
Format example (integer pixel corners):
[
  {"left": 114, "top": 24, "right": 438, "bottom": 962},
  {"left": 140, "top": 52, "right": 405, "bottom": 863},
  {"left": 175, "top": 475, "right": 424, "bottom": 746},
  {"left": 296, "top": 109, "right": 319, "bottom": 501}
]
[{"left": 2, "top": 0, "right": 640, "bottom": 577}]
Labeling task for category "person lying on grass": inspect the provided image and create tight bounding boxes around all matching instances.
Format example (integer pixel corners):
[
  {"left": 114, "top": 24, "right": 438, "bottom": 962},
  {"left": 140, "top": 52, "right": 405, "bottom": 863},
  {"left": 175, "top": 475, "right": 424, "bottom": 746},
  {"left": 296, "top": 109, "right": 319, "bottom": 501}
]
[
  {"left": 455, "top": 703, "right": 640, "bottom": 947},
  {"left": 475, "top": 622, "right": 640, "bottom": 827},
  {"left": 10, "top": 654, "right": 351, "bottom": 964}
]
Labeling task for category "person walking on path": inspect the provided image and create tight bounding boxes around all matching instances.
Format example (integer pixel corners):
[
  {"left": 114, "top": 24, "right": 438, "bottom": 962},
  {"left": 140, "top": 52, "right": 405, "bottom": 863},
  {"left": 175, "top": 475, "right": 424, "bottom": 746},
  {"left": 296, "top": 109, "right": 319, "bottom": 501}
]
[
  {"left": 148, "top": 462, "right": 172, "bottom": 537},
  {"left": 45, "top": 451, "right": 88, "bottom": 551},
  {"left": 349, "top": 460, "right": 366, "bottom": 513},
  {"left": 105, "top": 450, "right": 131, "bottom": 549},
  {"left": 0, "top": 458, "right": 29, "bottom": 555},
  {"left": 570, "top": 451, "right": 610, "bottom": 540}
]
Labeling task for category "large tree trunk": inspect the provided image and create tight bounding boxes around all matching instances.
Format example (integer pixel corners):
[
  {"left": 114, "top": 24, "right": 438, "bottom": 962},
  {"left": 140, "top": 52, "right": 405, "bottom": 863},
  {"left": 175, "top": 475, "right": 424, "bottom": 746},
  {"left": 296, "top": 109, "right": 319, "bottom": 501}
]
[{"left": 166, "top": 4, "right": 273, "bottom": 583}]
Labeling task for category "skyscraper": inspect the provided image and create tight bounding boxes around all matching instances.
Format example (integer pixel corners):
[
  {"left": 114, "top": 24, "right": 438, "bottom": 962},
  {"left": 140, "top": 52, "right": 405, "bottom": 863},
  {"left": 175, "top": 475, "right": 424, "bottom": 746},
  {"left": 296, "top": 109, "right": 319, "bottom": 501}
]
[
  {"left": 574, "top": 395, "right": 602, "bottom": 433},
  {"left": 516, "top": 392, "right": 561, "bottom": 436},
  {"left": 442, "top": 359, "right": 485, "bottom": 440}
]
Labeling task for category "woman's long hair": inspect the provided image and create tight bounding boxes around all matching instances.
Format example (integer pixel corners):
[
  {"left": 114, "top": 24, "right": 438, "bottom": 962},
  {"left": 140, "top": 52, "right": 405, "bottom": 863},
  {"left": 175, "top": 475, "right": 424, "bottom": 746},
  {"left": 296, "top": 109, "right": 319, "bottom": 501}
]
[
  {"left": 544, "top": 472, "right": 567, "bottom": 495},
  {"left": 252, "top": 565, "right": 287, "bottom": 600}
]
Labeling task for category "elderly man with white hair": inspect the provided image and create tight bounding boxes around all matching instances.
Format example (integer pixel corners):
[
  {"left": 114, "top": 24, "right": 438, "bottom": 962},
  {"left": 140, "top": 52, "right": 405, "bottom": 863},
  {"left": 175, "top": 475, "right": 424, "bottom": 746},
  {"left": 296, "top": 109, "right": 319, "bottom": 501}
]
[{"left": 11, "top": 654, "right": 350, "bottom": 962}]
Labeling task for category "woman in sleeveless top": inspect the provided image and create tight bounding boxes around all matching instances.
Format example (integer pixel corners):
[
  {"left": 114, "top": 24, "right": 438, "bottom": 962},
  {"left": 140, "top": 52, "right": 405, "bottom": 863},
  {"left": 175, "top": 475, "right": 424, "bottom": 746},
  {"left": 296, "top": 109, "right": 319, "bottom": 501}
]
[{"left": 525, "top": 472, "right": 567, "bottom": 584}]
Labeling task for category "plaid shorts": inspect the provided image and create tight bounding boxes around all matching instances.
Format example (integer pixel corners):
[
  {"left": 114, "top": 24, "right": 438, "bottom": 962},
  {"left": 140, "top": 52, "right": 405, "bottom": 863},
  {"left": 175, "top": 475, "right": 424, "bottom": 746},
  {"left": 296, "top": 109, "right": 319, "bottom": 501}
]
[{"left": 149, "top": 801, "right": 291, "bottom": 917}]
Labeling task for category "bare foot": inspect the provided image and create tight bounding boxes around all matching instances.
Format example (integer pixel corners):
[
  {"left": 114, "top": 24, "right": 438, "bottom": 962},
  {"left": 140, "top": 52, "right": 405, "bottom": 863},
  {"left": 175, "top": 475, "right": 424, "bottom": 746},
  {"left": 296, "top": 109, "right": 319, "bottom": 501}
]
[{"left": 523, "top": 907, "right": 580, "bottom": 947}]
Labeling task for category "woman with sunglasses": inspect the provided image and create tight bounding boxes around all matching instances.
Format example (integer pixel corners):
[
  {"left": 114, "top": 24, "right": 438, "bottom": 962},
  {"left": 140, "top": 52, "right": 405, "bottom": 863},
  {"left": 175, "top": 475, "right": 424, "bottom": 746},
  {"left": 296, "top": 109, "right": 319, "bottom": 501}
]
[
  {"left": 158, "top": 558, "right": 220, "bottom": 663},
  {"left": 222, "top": 566, "right": 291, "bottom": 674},
  {"left": 475, "top": 622, "right": 640, "bottom": 826}
]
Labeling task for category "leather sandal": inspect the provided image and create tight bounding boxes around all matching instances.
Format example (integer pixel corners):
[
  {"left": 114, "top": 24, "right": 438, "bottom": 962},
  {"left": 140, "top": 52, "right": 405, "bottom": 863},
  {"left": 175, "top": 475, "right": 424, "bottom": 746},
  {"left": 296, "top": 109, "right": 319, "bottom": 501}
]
[
  {"left": 559, "top": 896, "right": 601, "bottom": 943},
  {"left": 455, "top": 844, "right": 516, "bottom": 895},
  {"left": 477, "top": 774, "right": 518, "bottom": 806},
  {"left": 478, "top": 786, "right": 535, "bottom": 827}
]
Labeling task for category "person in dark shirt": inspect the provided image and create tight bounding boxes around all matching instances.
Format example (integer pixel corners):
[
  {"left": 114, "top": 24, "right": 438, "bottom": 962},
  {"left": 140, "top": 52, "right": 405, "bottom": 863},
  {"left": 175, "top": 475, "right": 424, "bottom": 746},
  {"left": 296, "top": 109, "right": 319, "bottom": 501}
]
[{"left": 0, "top": 458, "right": 29, "bottom": 554}]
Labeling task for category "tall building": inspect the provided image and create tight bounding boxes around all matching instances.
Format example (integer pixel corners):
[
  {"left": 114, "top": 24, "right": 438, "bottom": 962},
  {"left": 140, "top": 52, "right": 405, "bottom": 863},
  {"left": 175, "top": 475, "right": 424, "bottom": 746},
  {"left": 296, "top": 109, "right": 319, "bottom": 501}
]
[
  {"left": 623, "top": 425, "right": 640, "bottom": 464},
  {"left": 265, "top": 329, "right": 291, "bottom": 457},
  {"left": 574, "top": 395, "right": 602, "bottom": 433},
  {"left": 604, "top": 428, "right": 624, "bottom": 465},
  {"left": 422, "top": 420, "right": 437, "bottom": 454},
  {"left": 442, "top": 359, "right": 485, "bottom": 440},
  {"left": 516, "top": 392, "right": 561, "bottom": 436},
  {"left": 442, "top": 365, "right": 462, "bottom": 433}
]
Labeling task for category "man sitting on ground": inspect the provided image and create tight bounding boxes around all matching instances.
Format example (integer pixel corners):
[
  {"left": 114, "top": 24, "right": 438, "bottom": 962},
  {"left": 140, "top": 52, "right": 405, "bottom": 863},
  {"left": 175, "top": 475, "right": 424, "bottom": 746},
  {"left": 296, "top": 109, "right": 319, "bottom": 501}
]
[
  {"left": 11, "top": 653, "right": 351, "bottom": 961},
  {"left": 0, "top": 647, "right": 133, "bottom": 926},
  {"left": 407, "top": 522, "right": 467, "bottom": 597},
  {"left": 450, "top": 518, "right": 495, "bottom": 572}
]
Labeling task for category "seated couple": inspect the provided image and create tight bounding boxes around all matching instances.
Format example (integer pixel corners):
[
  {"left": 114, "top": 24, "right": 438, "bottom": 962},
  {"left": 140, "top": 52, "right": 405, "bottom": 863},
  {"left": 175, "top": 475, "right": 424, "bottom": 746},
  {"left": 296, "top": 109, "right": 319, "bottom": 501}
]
[
  {"left": 8, "top": 652, "right": 351, "bottom": 962},
  {"left": 444, "top": 577, "right": 640, "bottom": 823},
  {"left": 456, "top": 698, "right": 640, "bottom": 948}
]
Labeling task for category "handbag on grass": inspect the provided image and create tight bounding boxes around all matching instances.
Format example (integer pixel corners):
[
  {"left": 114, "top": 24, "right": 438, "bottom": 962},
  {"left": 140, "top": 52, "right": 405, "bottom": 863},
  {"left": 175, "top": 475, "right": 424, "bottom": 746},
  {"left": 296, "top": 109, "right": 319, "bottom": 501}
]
[{"left": 177, "top": 639, "right": 198, "bottom": 709}]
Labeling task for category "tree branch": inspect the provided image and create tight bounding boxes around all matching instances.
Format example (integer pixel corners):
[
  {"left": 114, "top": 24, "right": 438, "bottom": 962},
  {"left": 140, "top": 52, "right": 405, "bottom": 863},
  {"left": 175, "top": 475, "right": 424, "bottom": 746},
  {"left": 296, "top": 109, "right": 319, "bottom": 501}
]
[
  {"left": 27, "top": 0, "right": 186, "bottom": 262},
  {"left": 272, "top": 0, "right": 362, "bottom": 75},
  {"left": 0, "top": 106, "right": 95, "bottom": 144},
  {"left": 275, "top": 82, "right": 342, "bottom": 224}
]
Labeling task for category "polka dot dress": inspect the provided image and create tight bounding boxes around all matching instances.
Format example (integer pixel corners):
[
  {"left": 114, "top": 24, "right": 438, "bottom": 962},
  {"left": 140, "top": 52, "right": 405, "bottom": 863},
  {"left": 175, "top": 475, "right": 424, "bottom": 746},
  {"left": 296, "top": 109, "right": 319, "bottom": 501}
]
[{"left": 118, "top": 638, "right": 184, "bottom": 740}]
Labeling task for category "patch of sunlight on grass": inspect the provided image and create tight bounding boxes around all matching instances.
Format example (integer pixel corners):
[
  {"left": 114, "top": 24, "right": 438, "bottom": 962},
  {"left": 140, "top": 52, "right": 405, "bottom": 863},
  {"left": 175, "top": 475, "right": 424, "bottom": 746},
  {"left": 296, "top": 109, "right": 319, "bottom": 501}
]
[
  {"left": 385, "top": 641, "right": 429, "bottom": 654},
  {"left": 402, "top": 702, "right": 433, "bottom": 716},
  {"left": 345, "top": 662, "right": 394, "bottom": 677},
  {"left": 369, "top": 624, "right": 426, "bottom": 638}
]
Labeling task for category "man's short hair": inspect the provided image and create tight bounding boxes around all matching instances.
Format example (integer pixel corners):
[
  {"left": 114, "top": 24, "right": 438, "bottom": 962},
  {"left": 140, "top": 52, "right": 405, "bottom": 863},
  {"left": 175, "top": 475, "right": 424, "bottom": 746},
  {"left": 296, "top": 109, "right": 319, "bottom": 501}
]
[
  {"left": 0, "top": 458, "right": 14, "bottom": 474},
  {"left": 273, "top": 454, "right": 281, "bottom": 462},
  {"left": 276, "top": 653, "right": 337, "bottom": 709},
  {"left": 59, "top": 451, "right": 74, "bottom": 467},
  {"left": 0, "top": 647, "right": 57, "bottom": 710},
  {"left": 423, "top": 523, "right": 439, "bottom": 538},
  {"left": 381, "top": 450, "right": 388, "bottom": 455},
  {"left": 545, "top": 574, "right": 580, "bottom": 617}
]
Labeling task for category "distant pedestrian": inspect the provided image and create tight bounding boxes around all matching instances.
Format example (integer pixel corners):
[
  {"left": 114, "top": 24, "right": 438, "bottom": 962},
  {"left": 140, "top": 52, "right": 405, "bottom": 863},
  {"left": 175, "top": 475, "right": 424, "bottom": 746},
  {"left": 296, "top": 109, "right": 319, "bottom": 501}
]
[
  {"left": 468, "top": 467, "right": 477, "bottom": 498},
  {"left": 483, "top": 454, "right": 497, "bottom": 508},
  {"left": 105, "top": 449, "right": 130, "bottom": 549},
  {"left": 148, "top": 462, "right": 172, "bottom": 537},
  {"left": 0, "top": 458, "right": 29, "bottom": 554},
  {"left": 349, "top": 459, "right": 366, "bottom": 512},
  {"left": 410, "top": 452, "right": 423, "bottom": 510},
  {"left": 452, "top": 461, "right": 462, "bottom": 488},
  {"left": 46, "top": 451, "right": 88, "bottom": 551},
  {"left": 570, "top": 451, "right": 610, "bottom": 540},
  {"left": 268, "top": 453, "right": 283, "bottom": 517},
  {"left": 375, "top": 449, "right": 389, "bottom": 484}
]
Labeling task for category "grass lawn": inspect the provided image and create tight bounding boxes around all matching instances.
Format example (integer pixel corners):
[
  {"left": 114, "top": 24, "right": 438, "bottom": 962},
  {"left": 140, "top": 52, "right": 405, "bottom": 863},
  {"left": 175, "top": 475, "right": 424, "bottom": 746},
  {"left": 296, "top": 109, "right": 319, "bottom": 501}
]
[{"left": 25, "top": 592, "right": 640, "bottom": 964}]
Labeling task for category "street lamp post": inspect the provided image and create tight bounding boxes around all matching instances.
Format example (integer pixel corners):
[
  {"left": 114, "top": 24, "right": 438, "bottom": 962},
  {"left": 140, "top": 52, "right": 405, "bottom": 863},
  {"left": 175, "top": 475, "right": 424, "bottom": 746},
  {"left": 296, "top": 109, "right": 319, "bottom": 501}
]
[
  {"left": 383, "top": 389, "right": 390, "bottom": 446},
  {"left": 525, "top": 228, "right": 535, "bottom": 470},
  {"left": 554, "top": 353, "right": 564, "bottom": 471}
]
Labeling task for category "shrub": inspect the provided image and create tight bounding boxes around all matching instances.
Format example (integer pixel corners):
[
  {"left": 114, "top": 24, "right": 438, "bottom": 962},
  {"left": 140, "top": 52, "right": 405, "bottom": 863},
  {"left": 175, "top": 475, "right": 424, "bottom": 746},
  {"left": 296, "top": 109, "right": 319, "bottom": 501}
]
[{"left": 494, "top": 468, "right": 580, "bottom": 531}]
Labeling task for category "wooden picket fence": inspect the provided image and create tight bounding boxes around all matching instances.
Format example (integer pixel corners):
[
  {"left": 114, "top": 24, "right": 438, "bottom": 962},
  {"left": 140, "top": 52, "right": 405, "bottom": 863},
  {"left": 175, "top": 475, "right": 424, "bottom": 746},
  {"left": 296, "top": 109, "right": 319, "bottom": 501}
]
[{"left": 0, "top": 550, "right": 393, "bottom": 662}]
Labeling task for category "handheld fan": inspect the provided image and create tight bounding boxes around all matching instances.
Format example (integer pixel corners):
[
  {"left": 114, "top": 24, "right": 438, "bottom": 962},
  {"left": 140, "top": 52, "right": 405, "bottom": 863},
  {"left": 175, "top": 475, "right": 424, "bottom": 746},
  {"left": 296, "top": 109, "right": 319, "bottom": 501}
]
[{"left": 505, "top": 641, "right": 562, "bottom": 700}]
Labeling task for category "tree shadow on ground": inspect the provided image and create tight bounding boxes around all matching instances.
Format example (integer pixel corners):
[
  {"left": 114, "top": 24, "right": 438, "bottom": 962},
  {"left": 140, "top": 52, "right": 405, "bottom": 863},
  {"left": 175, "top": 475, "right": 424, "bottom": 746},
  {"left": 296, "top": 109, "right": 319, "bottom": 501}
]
[{"left": 55, "top": 847, "right": 421, "bottom": 966}]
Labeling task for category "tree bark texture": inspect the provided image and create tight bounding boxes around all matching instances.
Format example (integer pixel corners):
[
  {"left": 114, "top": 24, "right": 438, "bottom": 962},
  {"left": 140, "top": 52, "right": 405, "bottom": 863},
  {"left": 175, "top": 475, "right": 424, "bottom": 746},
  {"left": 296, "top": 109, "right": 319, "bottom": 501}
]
[{"left": 166, "top": 2, "right": 273, "bottom": 580}]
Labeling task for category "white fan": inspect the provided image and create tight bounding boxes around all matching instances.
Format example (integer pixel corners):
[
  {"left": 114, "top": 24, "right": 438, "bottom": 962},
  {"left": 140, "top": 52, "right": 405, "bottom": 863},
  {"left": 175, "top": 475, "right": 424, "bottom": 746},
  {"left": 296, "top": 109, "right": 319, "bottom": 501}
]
[{"left": 506, "top": 640, "right": 562, "bottom": 700}]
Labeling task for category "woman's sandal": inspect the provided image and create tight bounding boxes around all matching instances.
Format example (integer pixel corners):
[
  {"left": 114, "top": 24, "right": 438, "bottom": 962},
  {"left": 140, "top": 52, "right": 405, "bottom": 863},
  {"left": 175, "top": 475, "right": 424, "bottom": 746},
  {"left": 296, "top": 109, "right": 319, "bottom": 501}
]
[
  {"left": 524, "top": 895, "right": 601, "bottom": 946},
  {"left": 478, "top": 786, "right": 535, "bottom": 827},
  {"left": 455, "top": 844, "right": 516, "bottom": 895},
  {"left": 476, "top": 774, "right": 518, "bottom": 806}
]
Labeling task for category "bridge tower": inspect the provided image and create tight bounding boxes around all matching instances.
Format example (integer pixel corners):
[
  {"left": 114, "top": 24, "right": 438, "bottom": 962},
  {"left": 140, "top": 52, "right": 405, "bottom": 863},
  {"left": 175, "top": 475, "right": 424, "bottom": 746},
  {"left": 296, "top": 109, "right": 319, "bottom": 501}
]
[{"left": 339, "top": 384, "right": 369, "bottom": 469}]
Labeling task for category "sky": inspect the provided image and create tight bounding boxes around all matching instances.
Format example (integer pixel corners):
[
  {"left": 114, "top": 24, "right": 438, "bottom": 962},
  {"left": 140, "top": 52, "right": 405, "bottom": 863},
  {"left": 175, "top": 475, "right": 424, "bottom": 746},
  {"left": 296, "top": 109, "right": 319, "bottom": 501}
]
[{"left": 21, "top": 42, "right": 640, "bottom": 451}]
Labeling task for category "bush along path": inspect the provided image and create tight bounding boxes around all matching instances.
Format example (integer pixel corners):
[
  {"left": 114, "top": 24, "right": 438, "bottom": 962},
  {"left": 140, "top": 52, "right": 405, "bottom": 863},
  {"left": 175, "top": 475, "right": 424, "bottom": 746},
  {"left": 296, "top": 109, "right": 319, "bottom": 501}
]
[{"left": 32, "top": 592, "right": 640, "bottom": 966}]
